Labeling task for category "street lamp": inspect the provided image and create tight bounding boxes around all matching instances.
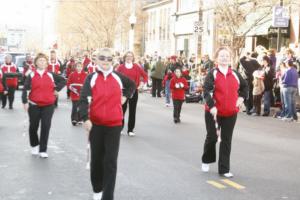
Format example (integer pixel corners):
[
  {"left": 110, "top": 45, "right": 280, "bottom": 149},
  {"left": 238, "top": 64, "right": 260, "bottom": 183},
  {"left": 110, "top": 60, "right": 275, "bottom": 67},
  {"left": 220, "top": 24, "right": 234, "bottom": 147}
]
[{"left": 129, "top": 14, "right": 137, "bottom": 51}]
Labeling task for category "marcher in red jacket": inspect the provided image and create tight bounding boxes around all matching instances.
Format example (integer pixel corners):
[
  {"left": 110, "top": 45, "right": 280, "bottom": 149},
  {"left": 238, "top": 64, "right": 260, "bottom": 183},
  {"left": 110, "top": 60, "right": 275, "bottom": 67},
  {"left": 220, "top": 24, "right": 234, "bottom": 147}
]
[
  {"left": 79, "top": 48, "right": 136, "bottom": 200},
  {"left": 116, "top": 51, "right": 148, "bottom": 137},
  {"left": 65, "top": 57, "right": 76, "bottom": 99},
  {"left": 22, "top": 53, "right": 66, "bottom": 159},
  {"left": 1, "top": 54, "right": 18, "bottom": 109},
  {"left": 201, "top": 47, "right": 248, "bottom": 178},
  {"left": 87, "top": 61, "right": 96, "bottom": 74},
  {"left": 170, "top": 68, "right": 188, "bottom": 123},
  {"left": 48, "top": 50, "right": 62, "bottom": 107},
  {"left": 23, "top": 54, "right": 35, "bottom": 77},
  {"left": 0, "top": 70, "right": 7, "bottom": 104},
  {"left": 67, "top": 61, "right": 87, "bottom": 125}
]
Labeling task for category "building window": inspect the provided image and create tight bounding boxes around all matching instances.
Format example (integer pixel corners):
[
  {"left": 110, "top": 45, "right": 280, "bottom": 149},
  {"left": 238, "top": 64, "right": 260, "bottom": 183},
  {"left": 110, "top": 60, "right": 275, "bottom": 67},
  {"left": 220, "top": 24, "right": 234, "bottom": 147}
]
[{"left": 178, "top": 0, "right": 197, "bottom": 13}]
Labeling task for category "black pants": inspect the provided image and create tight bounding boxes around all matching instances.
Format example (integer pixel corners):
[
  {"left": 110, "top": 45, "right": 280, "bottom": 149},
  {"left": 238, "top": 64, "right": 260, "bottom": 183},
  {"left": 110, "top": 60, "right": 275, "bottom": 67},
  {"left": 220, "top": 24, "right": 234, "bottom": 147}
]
[
  {"left": 151, "top": 77, "right": 162, "bottom": 97},
  {"left": 173, "top": 99, "right": 183, "bottom": 120},
  {"left": 253, "top": 94, "right": 263, "bottom": 115},
  {"left": 122, "top": 90, "right": 138, "bottom": 133},
  {"left": 89, "top": 125, "right": 122, "bottom": 200},
  {"left": 71, "top": 100, "right": 80, "bottom": 122},
  {"left": 28, "top": 104, "right": 55, "bottom": 152},
  {"left": 245, "top": 82, "right": 253, "bottom": 113},
  {"left": 202, "top": 111, "right": 237, "bottom": 174},
  {"left": 2, "top": 87, "right": 16, "bottom": 108},
  {"left": 54, "top": 96, "right": 58, "bottom": 107}
]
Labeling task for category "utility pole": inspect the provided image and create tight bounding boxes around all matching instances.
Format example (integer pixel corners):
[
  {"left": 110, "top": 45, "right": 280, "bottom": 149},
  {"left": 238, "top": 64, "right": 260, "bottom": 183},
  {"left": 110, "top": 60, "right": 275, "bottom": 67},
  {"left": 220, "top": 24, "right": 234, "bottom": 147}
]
[{"left": 276, "top": 0, "right": 284, "bottom": 52}]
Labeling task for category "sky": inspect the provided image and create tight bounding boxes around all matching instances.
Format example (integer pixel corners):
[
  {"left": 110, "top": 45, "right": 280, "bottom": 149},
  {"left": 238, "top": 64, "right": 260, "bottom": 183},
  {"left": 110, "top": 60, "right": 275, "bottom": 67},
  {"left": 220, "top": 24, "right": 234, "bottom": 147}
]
[{"left": 0, "top": 0, "right": 56, "bottom": 49}]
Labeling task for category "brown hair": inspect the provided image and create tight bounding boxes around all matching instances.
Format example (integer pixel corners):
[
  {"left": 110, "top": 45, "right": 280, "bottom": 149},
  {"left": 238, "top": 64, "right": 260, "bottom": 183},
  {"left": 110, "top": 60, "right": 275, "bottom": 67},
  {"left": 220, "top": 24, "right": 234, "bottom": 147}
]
[
  {"left": 34, "top": 53, "right": 49, "bottom": 66},
  {"left": 214, "top": 47, "right": 232, "bottom": 60},
  {"left": 123, "top": 51, "right": 135, "bottom": 62},
  {"left": 285, "top": 48, "right": 294, "bottom": 55}
]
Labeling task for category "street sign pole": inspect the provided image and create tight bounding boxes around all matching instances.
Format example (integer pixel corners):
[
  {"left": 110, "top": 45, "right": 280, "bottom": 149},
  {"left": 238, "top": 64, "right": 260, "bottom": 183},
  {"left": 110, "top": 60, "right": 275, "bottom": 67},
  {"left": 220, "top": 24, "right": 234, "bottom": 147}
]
[{"left": 276, "top": 0, "right": 284, "bottom": 52}]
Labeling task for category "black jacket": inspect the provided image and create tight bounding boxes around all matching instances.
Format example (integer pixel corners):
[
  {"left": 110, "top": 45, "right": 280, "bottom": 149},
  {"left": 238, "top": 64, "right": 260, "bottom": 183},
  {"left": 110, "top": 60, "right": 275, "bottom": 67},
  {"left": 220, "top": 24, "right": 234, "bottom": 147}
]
[
  {"left": 240, "top": 56, "right": 260, "bottom": 82},
  {"left": 263, "top": 65, "right": 275, "bottom": 91}
]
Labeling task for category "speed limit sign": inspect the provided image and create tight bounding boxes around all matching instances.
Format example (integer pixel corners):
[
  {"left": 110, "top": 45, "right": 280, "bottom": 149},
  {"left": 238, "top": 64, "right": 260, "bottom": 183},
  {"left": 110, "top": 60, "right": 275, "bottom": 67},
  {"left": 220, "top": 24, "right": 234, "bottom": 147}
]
[{"left": 194, "top": 21, "right": 204, "bottom": 34}]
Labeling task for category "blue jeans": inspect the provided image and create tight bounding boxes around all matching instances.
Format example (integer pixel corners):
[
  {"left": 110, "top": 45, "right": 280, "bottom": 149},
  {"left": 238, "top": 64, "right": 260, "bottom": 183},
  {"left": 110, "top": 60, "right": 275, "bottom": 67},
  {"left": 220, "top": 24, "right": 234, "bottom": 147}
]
[
  {"left": 263, "top": 90, "right": 271, "bottom": 114},
  {"left": 165, "top": 80, "right": 171, "bottom": 104},
  {"left": 282, "top": 87, "right": 298, "bottom": 118}
]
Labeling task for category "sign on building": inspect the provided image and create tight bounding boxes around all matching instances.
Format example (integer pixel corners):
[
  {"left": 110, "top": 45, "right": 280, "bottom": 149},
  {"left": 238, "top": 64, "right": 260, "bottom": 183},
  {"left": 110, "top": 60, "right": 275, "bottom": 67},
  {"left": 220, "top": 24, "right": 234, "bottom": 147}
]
[{"left": 272, "top": 6, "right": 289, "bottom": 28}]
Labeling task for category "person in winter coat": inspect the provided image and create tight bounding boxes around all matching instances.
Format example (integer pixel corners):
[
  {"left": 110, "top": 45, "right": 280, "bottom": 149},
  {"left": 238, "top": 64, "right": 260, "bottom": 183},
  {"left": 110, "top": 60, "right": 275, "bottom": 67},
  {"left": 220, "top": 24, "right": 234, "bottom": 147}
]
[
  {"left": 79, "top": 48, "right": 136, "bottom": 200},
  {"left": 201, "top": 47, "right": 248, "bottom": 178},
  {"left": 239, "top": 52, "right": 260, "bottom": 115},
  {"left": 252, "top": 66, "right": 265, "bottom": 116},
  {"left": 116, "top": 51, "right": 148, "bottom": 137},
  {"left": 22, "top": 53, "right": 66, "bottom": 158},
  {"left": 170, "top": 68, "right": 188, "bottom": 123},
  {"left": 1, "top": 54, "right": 18, "bottom": 109},
  {"left": 262, "top": 56, "right": 274, "bottom": 116},
  {"left": 67, "top": 60, "right": 87, "bottom": 125},
  {"left": 151, "top": 56, "right": 166, "bottom": 97},
  {"left": 162, "top": 69, "right": 174, "bottom": 106},
  {"left": 281, "top": 60, "right": 299, "bottom": 122}
]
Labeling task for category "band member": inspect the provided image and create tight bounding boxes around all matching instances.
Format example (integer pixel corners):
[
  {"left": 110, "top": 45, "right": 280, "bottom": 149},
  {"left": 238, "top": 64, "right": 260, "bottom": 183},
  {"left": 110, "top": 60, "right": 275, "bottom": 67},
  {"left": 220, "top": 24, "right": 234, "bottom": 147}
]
[
  {"left": 79, "top": 48, "right": 136, "bottom": 200},
  {"left": 22, "top": 53, "right": 66, "bottom": 158},
  {"left": 1, "top": 54, "right": 18, "bottom": 109}
]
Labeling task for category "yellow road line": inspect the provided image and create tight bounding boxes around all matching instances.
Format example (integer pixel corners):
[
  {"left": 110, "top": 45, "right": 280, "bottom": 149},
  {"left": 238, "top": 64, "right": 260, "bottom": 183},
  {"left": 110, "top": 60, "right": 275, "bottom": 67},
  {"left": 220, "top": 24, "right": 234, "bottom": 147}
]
[
  {"left": 206, "top": 180, "right": 227, "bottom": 189},
  {"left": 221, "top": 179, "right": 246, "bottom": 190}
]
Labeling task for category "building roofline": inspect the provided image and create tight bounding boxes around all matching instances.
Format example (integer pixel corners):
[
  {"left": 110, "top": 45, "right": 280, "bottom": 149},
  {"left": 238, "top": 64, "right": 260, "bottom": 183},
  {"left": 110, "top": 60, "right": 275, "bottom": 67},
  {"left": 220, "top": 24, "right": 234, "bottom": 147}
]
[{"left": 143, "top": 0, "right": 172, "bottom": 10}]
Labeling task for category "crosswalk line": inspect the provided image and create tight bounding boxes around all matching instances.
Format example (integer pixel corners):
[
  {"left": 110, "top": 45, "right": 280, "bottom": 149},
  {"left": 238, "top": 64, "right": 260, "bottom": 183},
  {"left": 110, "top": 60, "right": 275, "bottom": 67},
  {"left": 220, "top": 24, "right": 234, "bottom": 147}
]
[
  {"left": 221, "top": 179, "right": 246, "bottom": 190},
  {"left": 206, "top": 180, "right": 226, "bottom": 189}
]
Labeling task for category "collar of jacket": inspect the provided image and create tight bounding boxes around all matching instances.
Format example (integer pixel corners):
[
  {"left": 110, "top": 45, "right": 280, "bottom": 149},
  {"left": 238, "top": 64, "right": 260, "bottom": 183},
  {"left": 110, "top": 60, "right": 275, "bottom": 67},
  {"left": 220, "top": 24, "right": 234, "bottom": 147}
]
[
  {"left": 216, "top": 65, "right": 232, "bottom": 76},
  {"left": 96, "top": 65, "right": 113, "bottom": 78}
]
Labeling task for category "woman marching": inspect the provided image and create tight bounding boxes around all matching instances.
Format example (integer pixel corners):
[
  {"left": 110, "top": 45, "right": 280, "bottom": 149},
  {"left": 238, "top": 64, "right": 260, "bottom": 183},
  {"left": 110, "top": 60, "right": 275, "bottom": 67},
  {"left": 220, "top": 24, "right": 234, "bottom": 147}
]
[
  {"left": 22, "top": 53, "right": 66, "bottom": 158},
  {"left": 116, "top": 51, "right": 148, "bottom": 137},
  {"left": 67, "top": 60, "right": 87, "bottom": 125},
  {"left": 79, "top": 48, "right": 136, "bottom": 200},
  {"left": 201, "top": 47, "right": 248, "bottom": 178},
  {"left": 1, "top": 54, "right": 18, "bottom": 109}
]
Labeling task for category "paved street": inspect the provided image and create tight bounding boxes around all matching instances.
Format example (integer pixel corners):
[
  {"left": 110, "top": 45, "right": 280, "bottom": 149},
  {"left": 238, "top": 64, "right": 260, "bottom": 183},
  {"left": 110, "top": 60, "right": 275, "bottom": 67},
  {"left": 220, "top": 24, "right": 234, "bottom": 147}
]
[{"left": 0, "top": 90, "right": 300, "bottom": 200}]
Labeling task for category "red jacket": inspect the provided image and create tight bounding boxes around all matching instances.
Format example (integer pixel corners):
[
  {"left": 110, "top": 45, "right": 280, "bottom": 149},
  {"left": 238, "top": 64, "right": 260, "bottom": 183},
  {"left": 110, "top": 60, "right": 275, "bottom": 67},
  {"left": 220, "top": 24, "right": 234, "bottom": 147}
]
[
  {"left": 1, "top": 63, "right": 18, "bottom": 88},
  {"left": 82, "top": 57, "right": 91, "bottom": 69},
  {"left": 162, "top": 72, "right": 174, "bottom": 87},
  {"left": 204, "top": 67, "right": 248, "bottom": 117},
  {"left": 22, "top": 71, "right": 66, "bottom": 107},
  {"left": 0, "top": 71, "right": 4, "bottom": 93},
  {"left": 66, "top": 60, "right": 76, "bottom": 78},
  {"left": 67, "top": 71, "right": 87, "bottom": 101},
  {"left": 117, "top": 63, "right": 148, "bottom": 87},
  {"left": 170, "top": 76, "right": 188, "bottom": 100},
  {"left": 23, "top": 62, "right": 36, "bottom": 77},
  {"left": 79, "top": 71, "right": 136, "bottom": 127},
  {"left": 87, "top": 62, "right": 96, "bottom": 74},
  {"left": 48, "top": 60, "right": 61, "bottom": 74}
]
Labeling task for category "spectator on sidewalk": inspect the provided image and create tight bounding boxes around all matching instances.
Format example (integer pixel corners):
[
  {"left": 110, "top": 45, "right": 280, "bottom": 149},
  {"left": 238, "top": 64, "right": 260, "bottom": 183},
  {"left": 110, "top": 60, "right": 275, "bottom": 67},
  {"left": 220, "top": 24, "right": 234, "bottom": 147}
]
[
  {"left": 252, "top": 66, "right": 265, "bottom": 116},
  {"left": 262, "top": 56, "right": 274, "bottom": 116},
  {"left": 151, "top": 56, "right": 166, "bottom": 98},
  {"left": 240, "top": 52, "right": 260, "bottom": 115},
  {"left": 282, "top": 60, "right": 299, "bottom": 122}
]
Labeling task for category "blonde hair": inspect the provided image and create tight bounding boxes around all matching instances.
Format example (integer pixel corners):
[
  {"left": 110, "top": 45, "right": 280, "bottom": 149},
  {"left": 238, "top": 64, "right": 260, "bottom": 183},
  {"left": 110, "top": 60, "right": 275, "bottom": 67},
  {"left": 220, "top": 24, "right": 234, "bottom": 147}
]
[
  {"left": 123, "top": 51, "right": 135, "bottom": 62},
  {"left": 34, "top": 53, "right": 49, "bottom": 66}
]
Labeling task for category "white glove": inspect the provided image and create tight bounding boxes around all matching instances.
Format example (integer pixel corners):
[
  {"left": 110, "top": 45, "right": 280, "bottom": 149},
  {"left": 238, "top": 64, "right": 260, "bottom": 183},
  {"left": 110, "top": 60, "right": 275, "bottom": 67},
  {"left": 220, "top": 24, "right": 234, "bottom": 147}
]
[
  {"left": 236, "top": 97, "right": 244, "bottom": 108},
  {"left": 210, "top": 107, "right": 218, "bottom": 120},
  {"left": 121, "top": 96, "right": 127, "bottom": 104},
  {"left": 84, "top": 120, "right": 92, "bottom": 132},
  {"left": 175, "top": 83, "right": 180, "bottom": 88},
  {"left": 179, "top": 83, "right": 184, "bottom": 88}
]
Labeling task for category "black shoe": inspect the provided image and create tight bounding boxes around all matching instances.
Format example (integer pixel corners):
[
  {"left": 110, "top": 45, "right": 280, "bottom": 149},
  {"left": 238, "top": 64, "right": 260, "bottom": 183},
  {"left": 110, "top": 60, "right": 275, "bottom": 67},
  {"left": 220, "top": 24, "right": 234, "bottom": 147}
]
[
  {"left": 72, "top": 120, "right": 77, "bottom": 126},
  {"left": 246, "top": 112, "right": 252, "bottom": 115},
  {"left": 9, "top": 106, "right": 13, "bottom": 110},
  {"left": 262, "top": 113, "right": 269, "bottom": 117},
  {"left": 174, "top": 119, "right": 178, "bottom": 123}
]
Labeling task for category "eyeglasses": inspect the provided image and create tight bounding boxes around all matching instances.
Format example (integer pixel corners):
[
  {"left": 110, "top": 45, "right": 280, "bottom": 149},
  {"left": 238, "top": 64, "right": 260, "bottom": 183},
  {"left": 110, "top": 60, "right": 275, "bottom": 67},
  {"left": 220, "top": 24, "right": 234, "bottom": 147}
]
[{"left": 98, "top": 56, "right": 113, "bottom": 62}]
